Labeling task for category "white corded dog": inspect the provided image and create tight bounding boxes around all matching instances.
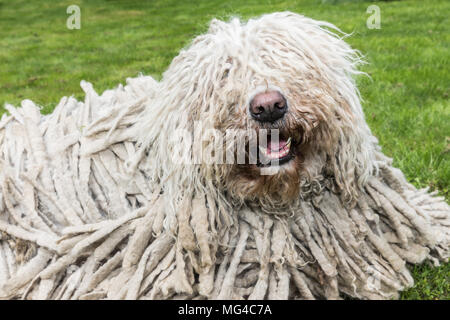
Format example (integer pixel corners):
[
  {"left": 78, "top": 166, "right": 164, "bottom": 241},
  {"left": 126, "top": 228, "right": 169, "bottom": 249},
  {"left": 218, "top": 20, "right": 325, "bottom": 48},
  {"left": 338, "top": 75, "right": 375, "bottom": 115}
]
[{"left": 0, "top": 12, "right": 448, "bottom": 299}]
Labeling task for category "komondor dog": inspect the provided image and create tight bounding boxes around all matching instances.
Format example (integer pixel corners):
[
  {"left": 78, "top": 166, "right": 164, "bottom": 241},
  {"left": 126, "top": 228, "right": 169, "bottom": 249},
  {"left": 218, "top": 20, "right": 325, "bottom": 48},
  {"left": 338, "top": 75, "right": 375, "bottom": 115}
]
[{"left": 0, "top": 12, "right": 448, "bottom": 300}]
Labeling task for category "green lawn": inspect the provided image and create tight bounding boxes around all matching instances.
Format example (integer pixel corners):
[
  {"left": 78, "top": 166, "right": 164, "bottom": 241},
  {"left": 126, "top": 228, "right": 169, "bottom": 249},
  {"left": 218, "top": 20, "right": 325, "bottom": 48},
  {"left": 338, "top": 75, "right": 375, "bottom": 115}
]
[{"left": 0, "top": 0, "right": 448, "bottom": 299}]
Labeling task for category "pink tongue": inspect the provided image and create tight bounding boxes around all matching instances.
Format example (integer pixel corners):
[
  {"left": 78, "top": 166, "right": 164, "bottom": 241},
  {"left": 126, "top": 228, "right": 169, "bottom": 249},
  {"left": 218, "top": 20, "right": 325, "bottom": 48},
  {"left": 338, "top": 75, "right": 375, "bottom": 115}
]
[{"left": 268, "top": 138, "right": 287, "bottom": 152}]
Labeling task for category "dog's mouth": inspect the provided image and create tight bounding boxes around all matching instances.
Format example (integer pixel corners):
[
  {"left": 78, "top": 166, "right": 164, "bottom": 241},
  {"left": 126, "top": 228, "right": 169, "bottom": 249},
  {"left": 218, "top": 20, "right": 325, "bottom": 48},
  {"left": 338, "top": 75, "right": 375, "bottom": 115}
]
[{"left": 257, "top": 133, "right": 297, "bottom": 167}]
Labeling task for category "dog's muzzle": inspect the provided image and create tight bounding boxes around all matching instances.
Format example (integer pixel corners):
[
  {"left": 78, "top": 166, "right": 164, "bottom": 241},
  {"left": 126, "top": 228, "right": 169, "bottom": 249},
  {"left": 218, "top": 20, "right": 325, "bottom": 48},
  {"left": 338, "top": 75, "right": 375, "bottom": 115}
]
[{"left": 248, "top": 90, "right": 293, "bottom": 165}]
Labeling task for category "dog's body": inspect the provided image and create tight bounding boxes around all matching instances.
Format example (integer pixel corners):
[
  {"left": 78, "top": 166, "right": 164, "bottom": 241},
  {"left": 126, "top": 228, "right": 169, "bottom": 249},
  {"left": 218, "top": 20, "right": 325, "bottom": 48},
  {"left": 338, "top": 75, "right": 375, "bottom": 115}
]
[{"left": 0, "top": 12, "right": 448, "bottom": 299}]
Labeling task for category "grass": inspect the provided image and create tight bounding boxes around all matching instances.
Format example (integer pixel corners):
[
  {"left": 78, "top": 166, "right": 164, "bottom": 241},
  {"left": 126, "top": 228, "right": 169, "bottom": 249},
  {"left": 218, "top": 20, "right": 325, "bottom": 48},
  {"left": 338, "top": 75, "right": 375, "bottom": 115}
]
[{"left": 0, "top": 0, "right": 448, "bottom": 299}]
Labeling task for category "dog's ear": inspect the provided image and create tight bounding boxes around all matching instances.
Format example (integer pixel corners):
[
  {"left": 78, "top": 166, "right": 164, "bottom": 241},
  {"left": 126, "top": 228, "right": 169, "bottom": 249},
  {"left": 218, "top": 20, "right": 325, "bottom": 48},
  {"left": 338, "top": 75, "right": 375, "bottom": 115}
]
[
  {"left": 328, "top": 111, "right": 378, "bottom": 205},
  {"left": 318, "top": 44, "right": 377, "bottom": 205},
  {"left": 318, "top": 34, "right": 378, "bottom": 205}
]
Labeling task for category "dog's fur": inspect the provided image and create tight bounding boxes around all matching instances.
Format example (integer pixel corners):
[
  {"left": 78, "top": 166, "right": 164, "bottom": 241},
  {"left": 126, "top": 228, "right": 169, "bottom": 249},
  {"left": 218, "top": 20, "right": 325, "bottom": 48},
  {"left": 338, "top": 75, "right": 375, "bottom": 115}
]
[{"left": 0, "top": 12, "right": 448, "bottom": 300}]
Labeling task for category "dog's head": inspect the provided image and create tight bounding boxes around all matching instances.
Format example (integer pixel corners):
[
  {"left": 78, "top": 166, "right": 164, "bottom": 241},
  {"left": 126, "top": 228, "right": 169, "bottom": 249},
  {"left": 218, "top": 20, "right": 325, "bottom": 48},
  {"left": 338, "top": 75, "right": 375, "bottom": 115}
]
[{"left": 141, "top": 12, "right": 377, "bottom": 207}]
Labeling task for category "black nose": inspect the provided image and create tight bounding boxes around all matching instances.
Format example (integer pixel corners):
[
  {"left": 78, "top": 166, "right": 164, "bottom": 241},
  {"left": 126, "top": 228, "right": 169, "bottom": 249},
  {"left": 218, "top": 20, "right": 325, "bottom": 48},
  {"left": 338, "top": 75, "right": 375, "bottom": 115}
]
[{"left": 249, "top": 90, "right": 287, "bottom": 122}]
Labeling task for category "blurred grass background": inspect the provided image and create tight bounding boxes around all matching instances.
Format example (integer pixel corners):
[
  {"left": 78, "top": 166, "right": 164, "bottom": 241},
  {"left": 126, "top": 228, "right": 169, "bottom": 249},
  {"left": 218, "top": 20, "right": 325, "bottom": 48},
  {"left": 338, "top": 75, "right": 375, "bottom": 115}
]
[{"left": 0, "top": 0, "right": 448, "bottom": 299}]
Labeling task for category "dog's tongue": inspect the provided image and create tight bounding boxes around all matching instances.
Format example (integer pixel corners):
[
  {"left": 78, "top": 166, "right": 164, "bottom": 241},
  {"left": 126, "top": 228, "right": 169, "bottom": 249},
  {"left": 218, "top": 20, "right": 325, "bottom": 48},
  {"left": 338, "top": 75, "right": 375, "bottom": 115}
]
[
  {"left": 260, "top": 137, "right": 291, "bottom": 160},
  {"left": 268, "top": 138, "right": 287, "bottom": 152}
]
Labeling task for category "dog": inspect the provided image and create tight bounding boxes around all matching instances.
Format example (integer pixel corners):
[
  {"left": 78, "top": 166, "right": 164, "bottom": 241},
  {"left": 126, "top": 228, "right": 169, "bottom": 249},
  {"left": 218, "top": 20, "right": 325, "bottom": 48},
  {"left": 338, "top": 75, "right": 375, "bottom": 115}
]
[{"left": 0, "top": 12, "right": 448, "bottom": 300}]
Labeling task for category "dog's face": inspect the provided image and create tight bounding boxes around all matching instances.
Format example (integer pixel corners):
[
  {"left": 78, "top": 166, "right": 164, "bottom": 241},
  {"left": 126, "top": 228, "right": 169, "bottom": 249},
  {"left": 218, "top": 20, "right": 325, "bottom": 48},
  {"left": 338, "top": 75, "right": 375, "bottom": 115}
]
[{"left": 154, "top": 12, "right": 376, "bottom": 206}]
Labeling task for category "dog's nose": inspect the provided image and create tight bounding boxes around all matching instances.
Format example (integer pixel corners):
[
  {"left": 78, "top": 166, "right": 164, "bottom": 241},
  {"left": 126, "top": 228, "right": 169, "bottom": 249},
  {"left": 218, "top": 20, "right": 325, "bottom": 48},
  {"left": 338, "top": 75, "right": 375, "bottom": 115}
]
[{"left": 249, "top": 90, "right": 287, "bottom": 122}]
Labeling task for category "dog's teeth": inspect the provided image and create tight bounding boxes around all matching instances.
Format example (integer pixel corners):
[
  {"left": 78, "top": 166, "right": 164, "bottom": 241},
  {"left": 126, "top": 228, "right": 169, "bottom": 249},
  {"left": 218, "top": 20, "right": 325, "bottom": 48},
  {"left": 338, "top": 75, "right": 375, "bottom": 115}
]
[{"left": 259, "top": 137, "right": 292, "bottom": 161}]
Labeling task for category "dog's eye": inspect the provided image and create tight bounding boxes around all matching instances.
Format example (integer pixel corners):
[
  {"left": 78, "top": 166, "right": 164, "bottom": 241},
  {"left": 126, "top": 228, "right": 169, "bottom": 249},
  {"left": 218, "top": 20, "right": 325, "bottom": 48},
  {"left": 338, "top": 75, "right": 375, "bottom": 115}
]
[
  {"left": 221, "top": 61, "right": 232, "bottom": 80},
  {"left": 222, "top": 69, "right": 230, "bottom": 80}
]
